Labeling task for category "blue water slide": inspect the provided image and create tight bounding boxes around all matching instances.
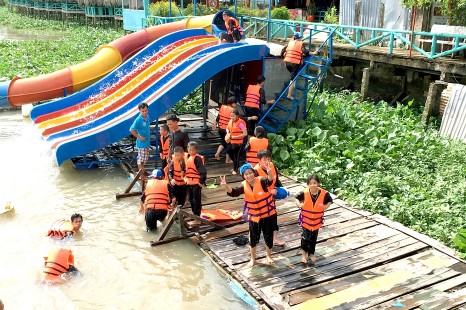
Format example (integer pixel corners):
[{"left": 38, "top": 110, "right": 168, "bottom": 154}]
[
  {"left": 52, "top": 42, "right": 269, "bottom": 165},
  {"left": 30, "top": 28, "right": 210, "bottom": 121}
]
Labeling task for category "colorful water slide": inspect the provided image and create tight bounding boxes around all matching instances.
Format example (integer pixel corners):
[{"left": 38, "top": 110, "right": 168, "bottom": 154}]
[
  {"left": 33, "top": 29, "right": 268, "bottom": 166},
  {"left": 0, "top": 15, "right": 215, "bottom": 108}
]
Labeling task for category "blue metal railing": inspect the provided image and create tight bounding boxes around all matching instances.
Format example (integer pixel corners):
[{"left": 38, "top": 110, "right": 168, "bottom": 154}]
[{"left": 241, "top": 16, "right": 466, "bottom": 60}]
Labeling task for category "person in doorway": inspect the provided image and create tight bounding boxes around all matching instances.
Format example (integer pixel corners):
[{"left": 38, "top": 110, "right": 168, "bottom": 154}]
[
  {"left": 245, "top": 126, "right": 270, "bottom": 166},
  {"left": 168, "top": 146, "right": 187, "bottom": 209},
  {"left": 41, "top": 248, "right": 79, "bottom": 283},
  {"left": 166, "top": 114, "right": 189, "bottom": 157},
  {"left": 226, "top": 109, "right": 248, "bottom": 175},
  {"left": 254, "top": 150, "right": 286, "bottom": 247},
  {"left": 185, "top": 141, "right": 207, "bottom": 226},
  {"left": 47, "top": 213, "right": 83, "bottom": 239},
  {"left": 220, "top": 163, "right": 276, "bottom": 266},
  {"left": 220, "top": 11, "right": 243, "bottom": 43},
  {"left": 213, "top": 96, "right": 236, "bottom": 163},
  {"left": 130, "top": 102, "right": 151, "bottom": 180},
  {"left": 244, "top": 75, "right": 274, "bottom": 136},
  {"left": 281, "top": 32, "right": 316, "bottom": 100},
  {"left": 295, "top": 174, "right": 333, "bottom": 264},
  {"left": 140, "top": 169, "right": 173, "bottom": 231},
  {"left": 159, "top": 124, "right": 170, "bottom": 171}
]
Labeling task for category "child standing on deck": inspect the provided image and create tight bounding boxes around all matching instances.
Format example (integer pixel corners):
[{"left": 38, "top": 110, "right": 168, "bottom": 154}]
[
  {"left": 220, "top": 163, "right": 276, "bottom": 267},
  {"left": 245, "top": 126, "right": 270, "bottom": 167},
  {"left": 226, "top": 109, "right": 247, "bottom": 175},
  {"left": 295, "top": 174, "right": 333, "bottom": 264},
  {"left": 185, "top": 141, "right": 207, "bottom": 226},
  {"left": 129, "top": 102, "right": 150, "bottom": 180},
  {"left": 254, "top": 150, "right": 286, "bottom": 247},
  {"left": 168, "top": 146, "right": 187, "bottom": 209}
]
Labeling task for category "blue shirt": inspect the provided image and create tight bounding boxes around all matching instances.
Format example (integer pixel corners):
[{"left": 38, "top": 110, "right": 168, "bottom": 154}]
[{"left": 130, "top": 114, "right": 151, "bottom": 149}]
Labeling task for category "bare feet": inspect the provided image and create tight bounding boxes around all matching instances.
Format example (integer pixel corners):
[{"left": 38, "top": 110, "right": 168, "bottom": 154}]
[
  {"left": 214, "top": 153, "right": 220, "bottom": 160},
  {"left": 225, "top": 159, "right": 233, "bottom": 164},
  {"left": 301, "top": 255, "right": 307, "bottom": 264},
  {"left": 287, "top": 96, "right": 294, "bottom": 100},
  {"left": 247, "top": 259, "right": 256, "bottom": 267},
  {"left": 265, "top": 256, "right": 275, "bottom": 265},
  {"left": 274, "top": 240, "right": 286, "bottom": 247},
  {"left": 231, "top": 170, "right": 237, "bottom": 175},
  {"left": 309, "top": 255, "right": 317, "bottom": 262}
]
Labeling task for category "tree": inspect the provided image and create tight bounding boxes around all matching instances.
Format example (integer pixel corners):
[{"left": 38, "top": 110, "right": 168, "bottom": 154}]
[{"left": 402, "top": 0, "right": 466, "bottom": 26}]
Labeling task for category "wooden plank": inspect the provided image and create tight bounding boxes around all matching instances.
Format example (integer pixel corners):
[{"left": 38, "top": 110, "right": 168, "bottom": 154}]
[
  {"left": 260, "top": 240, "right": 428, "bottom": 296},
  {"left": 289, "top": 250, "right": 460, "bottom": 309},
  {"left": 370, "top": 272, "right": 466, "bottom": 309}
]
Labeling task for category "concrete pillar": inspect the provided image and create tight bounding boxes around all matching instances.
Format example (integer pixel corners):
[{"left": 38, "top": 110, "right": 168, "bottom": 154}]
[
  {"left": 361, "top": 61, "right": 375, "bottom": 100},
  {"left": 422, "top": 81, "right": 448, "bottom": 124}
]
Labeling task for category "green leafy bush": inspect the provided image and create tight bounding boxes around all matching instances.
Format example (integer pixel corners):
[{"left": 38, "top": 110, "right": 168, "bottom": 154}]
[
  {"left": 271, "top": 6, "right": 290, "bottom": 20},
  {"left": 323, "top": 6, "right": 338, "bottom": 24},
  {"left": 270, "top": 90, "right": 466, "bottom": 256},
  {"left": 182, "top": 3, "right": 217, "bottom": 16},
  {"left": 148, "top": 1, "right": 182, "bottom": 17}
]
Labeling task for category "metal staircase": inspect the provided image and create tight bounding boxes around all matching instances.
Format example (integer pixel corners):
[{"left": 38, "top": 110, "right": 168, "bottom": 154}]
[{"left": 258, "top": 29, "right": 334, "bottom": 133}]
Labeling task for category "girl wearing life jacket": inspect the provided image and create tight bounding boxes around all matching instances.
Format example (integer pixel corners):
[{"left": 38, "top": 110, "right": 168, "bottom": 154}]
[
  {"left": 221, "top": 11, "right": 243, "bottom": 43},
  {"left": 245, "top": 126, "right": 270, "bottom": 166},
  {"left": 213, "top": 96, "right": 236, "bottom": 163},
  {"left": 226, "top": 109, "right": 247, "bottom": 175},
  {"left": 47, "top": 213, "right": 83, "bottom": 239},
  {"left": 295, "top": 174, "right": 333, "bottom": 264},
  {"left": 253, "top": 150, "right": 287, "bottom": 247},
  {"left": 185, "top": 141, "right": 207, "bottom": 226},
  {"left": 220, "top": 163, "right": 275, "bottom": 267},
  {"left": 243, "top": 75, "right": 273, "bottom": 136},
  {"left": 42, "top": 248, "right": 79, "bottom": 283},
  {"left": 168, "top": 146, "right": 187, "bottom": 209},
  {"left": 140, "top": 169, "right": 173, "bottom": 231}
]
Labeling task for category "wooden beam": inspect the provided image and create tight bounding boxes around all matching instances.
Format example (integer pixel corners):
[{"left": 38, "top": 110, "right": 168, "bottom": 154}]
[
  {"left": 115, "top": 170, "right": 143, "bottom": 199},
  {"left": 152, "top": 209, "right": 178, "bottom": 243}
]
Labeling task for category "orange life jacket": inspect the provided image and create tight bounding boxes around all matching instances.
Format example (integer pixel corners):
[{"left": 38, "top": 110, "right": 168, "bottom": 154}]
[
  {"left": 227, "top": 118, "right": 246, "bottom": 145},
  {"left": 42, "top": 248, "right": 74, "bottom": 282},
  {"left": 246, "top": 137, "right": 269, "bottom": 166},
  {"left": 242, "top": 177, "right": 276, "bottom": 223},
  {"left": 185, "top": 154, "right": 205, "bottom": 185},
  {"left": 299, "top": 188, "right": 327, "bottom": 231},
  {"left": 47, "top": 219, "right": 75, "bottom": 239},
  {"left": 225, "top": 17, "right": 243, "bottom": 35},
  {"left": 160, "top": 135, "right": 169, "bottom": 160},
  {"left": 145, "top": 179, "right": 170, "bottom": 210},
  {"left": 244, "top": 84, "right": 261, "bottom": 109},
  {"left": 171, "top": 154, "right": 186, "bottom": 186},
  {"left": 284, "top": 40, "right": 304, "bottom": 64},
  {"left": 218, "top": 105, "right": 234, "bottom": 130},
  {"left": 253, "top": 162, "right": 277, "bottom": 191}
]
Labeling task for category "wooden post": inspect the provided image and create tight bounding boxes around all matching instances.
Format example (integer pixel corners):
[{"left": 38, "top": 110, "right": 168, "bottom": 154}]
[
  {"left": 361, "top": 61, "right": 375, "bottom": 100},
  {"left": 115, "top": 170, "right": 143, "bottom": 199},
  {"left": 353, "top": 0, "right": 361, "bottom": 43},
  {"left": 422, "top": 81, "right": 448, "bottom": 124},
  {"left": 377, "top": 2, "right": 385, "bottom": 29},
  {"left": 178, "top": 205, "right": 187, "bottom": 236},
  {"left": 152, "top": 208, "right": 178, "bottom": 243}
]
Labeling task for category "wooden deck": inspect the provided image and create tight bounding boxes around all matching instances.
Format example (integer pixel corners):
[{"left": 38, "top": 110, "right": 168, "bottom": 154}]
[{"left": 115, "top": 115, "right": 466, "bottom": 309}]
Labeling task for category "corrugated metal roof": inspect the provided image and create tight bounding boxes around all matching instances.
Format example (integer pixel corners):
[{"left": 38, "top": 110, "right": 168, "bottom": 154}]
[{"left": 439, "top": 84, "right": 466, "bottom": 142}]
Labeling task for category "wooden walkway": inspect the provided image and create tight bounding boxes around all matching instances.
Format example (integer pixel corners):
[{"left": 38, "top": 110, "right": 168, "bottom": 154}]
[{"left": 116, "top": 115, "right": 466, "bottom": 309}]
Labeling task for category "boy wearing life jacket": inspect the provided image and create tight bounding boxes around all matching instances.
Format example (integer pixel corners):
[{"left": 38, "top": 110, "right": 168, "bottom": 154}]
[
  {"left": 244, "top": 76, "right": 274, "bottom": 136},
  {"left": 213, "top": 96, "right": 237, "bottom": 163},
  {"left": 185, "top": 141, "right": 207, "bottom": 226},
  {"left": 226, "top": 109, "right": 248, "bottom": 175},
  {"left": 254, "top": 150, "right": 286, "bottom": 247},
  {"left": 168, "top": 146, "right": 187, "bottom": 210},
  {"left": 295, "top": 174, "right": 333, "bottom": 264},
  {"left": 140, "top": 169, "right": 173, "bottom": 231},
  {"left": 245, "top": 126, "right": 270, "bottom": 166},
  {"left": 159, "top": 124, "right": 170, "bottom": 170},
  {"left": 47, "top": 213, "right": 83, "bottom": 239},
  {"left": 41, "top": 248, "right": 79, "bottom": 283},
  {"left": 220, "top": 163, "right": 275, "bottom": 267}
]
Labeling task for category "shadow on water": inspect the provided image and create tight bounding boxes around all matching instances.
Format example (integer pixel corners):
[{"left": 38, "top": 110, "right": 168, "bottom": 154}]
[{"left": 0, "top": 26, "right": 68, "bottom": 41}]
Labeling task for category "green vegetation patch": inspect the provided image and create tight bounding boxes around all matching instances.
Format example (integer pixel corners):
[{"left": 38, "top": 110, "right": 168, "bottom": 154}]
[
  {"left": 0, "top": 7, "right": 123, "bottom": 79},
  {"left": 270, "top": 90, "right": 466, "bottom": 257}
]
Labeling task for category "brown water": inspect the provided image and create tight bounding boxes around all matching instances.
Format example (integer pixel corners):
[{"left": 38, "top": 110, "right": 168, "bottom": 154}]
[
  {"left": 0, "top": 26, "right": 67, "bottom": 41},
  {"left": 0, "top": 111, "right": 251, "bottom": 309}
]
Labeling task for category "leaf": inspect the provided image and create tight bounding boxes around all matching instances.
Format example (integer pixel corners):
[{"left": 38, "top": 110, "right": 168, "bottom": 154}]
[
  {"left": 311, "top": 126, "right": 322, "bottom": 137},
  {"left": 279, "top": 149, "right": 290, "bottom": 161},
  {"left": 370, "top": 137, "right": 379, "bottom": 147},
  {"left": 329, "top": 135, "right": 339, "bottom": 144},
  {"left": 286, "top": 127, "right": 298, "bottom": 136}
]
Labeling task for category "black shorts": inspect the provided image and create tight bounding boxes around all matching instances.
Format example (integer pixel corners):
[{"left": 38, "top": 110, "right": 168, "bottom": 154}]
[
  {"left": 270, "top": 213, "right": 279, "bottom": 231},
  {"left": 218, "top": 128, "right": 228, "bottom": 148},
  {"left": 145, "top": 209, "right": 168, "bottom": 231},
  {"left": 249, "top": 216, "right": 274, "bottom": 249},
  {"left": 286, "top": 62, "right": 302, "bottom": 80}
]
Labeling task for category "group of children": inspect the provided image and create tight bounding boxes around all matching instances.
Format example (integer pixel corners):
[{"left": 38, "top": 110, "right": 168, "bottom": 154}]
[{"left": 131, "top": 96, "right": 333, "bottom": 267}]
